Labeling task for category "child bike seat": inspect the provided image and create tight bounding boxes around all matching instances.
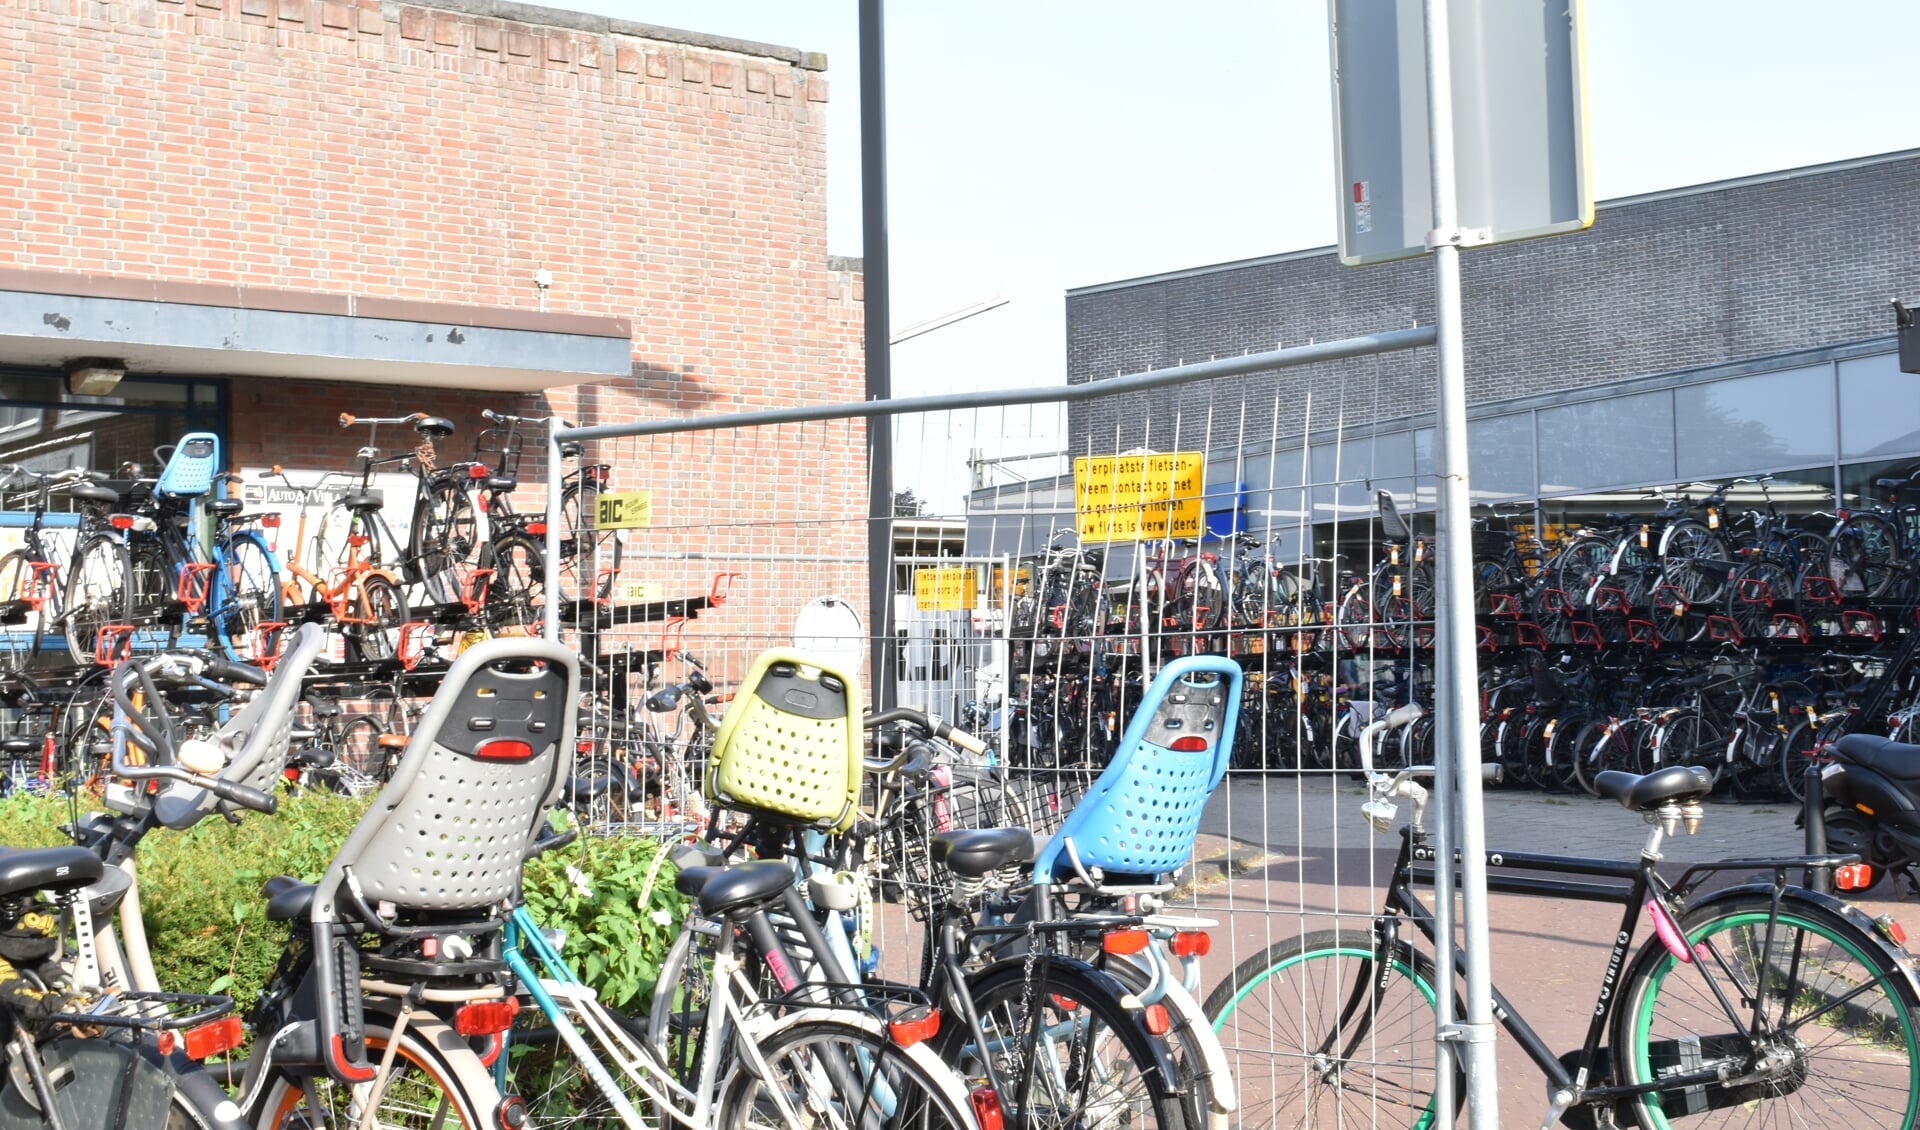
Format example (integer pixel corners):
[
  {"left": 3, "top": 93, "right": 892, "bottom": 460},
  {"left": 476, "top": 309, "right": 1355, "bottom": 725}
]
[{"left": 707, "top": 648, "right": 862, "bottom": 832}]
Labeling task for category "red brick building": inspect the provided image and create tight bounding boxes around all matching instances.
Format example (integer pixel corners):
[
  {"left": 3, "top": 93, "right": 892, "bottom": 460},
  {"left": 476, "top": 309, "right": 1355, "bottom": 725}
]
[{"left": 1, "top": 0, "right": 866, "bottom": 647}]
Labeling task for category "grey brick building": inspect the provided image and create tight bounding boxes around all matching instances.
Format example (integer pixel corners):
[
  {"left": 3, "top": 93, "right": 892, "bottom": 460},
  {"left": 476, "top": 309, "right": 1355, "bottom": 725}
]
[{"left": 1057, "top": 150, "right": 1920, "bottom": 531}]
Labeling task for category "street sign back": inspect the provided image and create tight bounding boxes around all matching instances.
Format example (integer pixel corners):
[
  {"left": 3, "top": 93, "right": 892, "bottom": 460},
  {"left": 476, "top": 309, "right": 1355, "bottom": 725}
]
[{"left": 1330, "top": 0, "right": 1592, "bottom": 266}]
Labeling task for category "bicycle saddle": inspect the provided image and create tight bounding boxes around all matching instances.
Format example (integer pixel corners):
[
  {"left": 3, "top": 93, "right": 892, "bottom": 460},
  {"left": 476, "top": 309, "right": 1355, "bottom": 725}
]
[
  {"left": 694, "top": 861, "right": 793, "bottom": 919},
  {"left": 930, "top": 828, "right": 1035, "bottom": 877},
  {"left": 413, "top": 416, "right": 456, "bottom": 440},
  {"left": 206, "top": 498, "right": 245, "bottom": 518},
  {"left": 69, "top": 483, "right": 118, "bottom": 506},
  {"left": 487, "top": 476, "right": 516, "bottom": 492},
  {"left": 261, "top": 875, "right": 319, "bottom": 922},
  {"left": 1833, "top": 735, "right": 1920, "bottom": 783},
  {"left": 0, "top": 738, "right": 35, "bottom": 756},
  {"left": 339, "top": 492, "right": 383, "bottom": 511},
  {"left": 0, "top": 846, "right": 101, "bottom": 897},
  {"left": 1604, "top": 512, "right": 1635, "bottom": 524},
  {"left": 559, "top": 441, "right": 584, "bottom": 459},
  {"left": 1593, "top": 765, "right": 1714, "bottom": 812}
]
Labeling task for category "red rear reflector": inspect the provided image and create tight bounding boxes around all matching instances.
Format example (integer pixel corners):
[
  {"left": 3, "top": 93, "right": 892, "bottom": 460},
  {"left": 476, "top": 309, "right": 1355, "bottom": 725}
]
[
  {"left": 1836, "top": 863, "right": 1874, "bottom": 891},
  {"left": 475, "top": 739, "right": 535, "bottom": 763},
  {"left": 576, "top": 739, "right": 596, "bottom": 754},
  {"left": 1103, "top": 928, "right": 1151, "bottom": 956},
  {"left": 469, "top": 465, "right": 489, "bottom": 479},
  {"left": 1170, "top": 930, "right": 1211, "bottom": 958},
  {"left": 970, "top": 1086, "right": 1005, "bottom": 1130},
  {"left": 588, "top": 466, "right": 610, "bottom": 484},
  {"left": 260, "top": 513, "right": 281, "bottom": 527},
  {"left": 1143, "top": 1003, "right": 1171, "bottom": 1036},
  {"left": 526, "top": 523, "right": 546, "bottom": 536},
  {"left": 1877, "top": 913, "right": 1907, "bottom": 947},
  {"left": 888, "top": 1005, "right": 940, "bottom": 1047},
  {"left": 109, "top": 515, "right": 134, "bottom": 530},
  {"left": 182, "top": 1016, "right": 245, "bottom": 1060},
  {"left": 1168, "top": 735, "right": 1210, "bottom": 752},
  {"left": 454, "top": 997, "right": 521, "bottom": 1037},
  {"left": 1049, "top": 995, "right": 1079, "bottom": 1011}
]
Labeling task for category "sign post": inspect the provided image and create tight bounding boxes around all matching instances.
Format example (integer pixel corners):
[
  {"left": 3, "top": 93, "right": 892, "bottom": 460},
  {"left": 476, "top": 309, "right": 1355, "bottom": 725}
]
[{"left": 1329, "top": 3, "right": 1590, "bottom": 1125}]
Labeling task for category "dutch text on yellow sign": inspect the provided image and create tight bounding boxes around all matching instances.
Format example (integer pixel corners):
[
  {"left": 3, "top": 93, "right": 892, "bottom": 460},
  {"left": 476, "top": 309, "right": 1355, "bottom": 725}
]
[
  {"left": 619, "top": 580, "right": 661, "bottom": 603},
  {"left": 914, "top": 566, "right": 977, "bottom": 611},
  {"left": 1074, "top": 452, "right": 1205, "bottom": 541},
  {"left": 595, "top": 490, "right": 653, "bottom": 530}
]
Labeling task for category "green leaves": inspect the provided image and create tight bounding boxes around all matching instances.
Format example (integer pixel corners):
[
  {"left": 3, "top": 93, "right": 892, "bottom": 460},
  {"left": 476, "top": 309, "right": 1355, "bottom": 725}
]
[{"left": 521, "top": 831, "right": 688, "bottom": 1012}]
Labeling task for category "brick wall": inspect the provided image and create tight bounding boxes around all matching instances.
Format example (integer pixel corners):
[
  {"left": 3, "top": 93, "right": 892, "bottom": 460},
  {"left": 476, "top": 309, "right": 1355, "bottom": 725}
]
[
  {"left": 1066, "top": 154, "right": 1920, "bottom": 454},
  {"left": 1, "top": 0, "right": 868, "bottom": 656}
]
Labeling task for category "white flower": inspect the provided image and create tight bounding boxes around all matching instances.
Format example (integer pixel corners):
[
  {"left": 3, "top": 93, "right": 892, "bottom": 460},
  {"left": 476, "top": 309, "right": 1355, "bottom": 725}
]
[{"left": 566, "top": 864, "right": 594, "bottom": 899}]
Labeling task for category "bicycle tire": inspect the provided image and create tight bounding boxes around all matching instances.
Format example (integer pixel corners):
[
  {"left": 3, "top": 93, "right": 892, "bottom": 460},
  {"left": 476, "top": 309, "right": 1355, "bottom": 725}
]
[
  {"left": 412, "top": 477, "right": 484, "bottom": 592},
  {"left": 1178, "top": 557, "right": 1226, "bottom": 632},
  {"left": 345, "top": 573, "right": 408, "bottom": 662},
  {"left": 210, "top": 533, "right": 284, "bottom": 660},
  {"left": 646, "top": 923, "right": 723, "bottom": 1089},
  {"left": 1611, "top": 892, "right": 1920, "bottom": 1129},
  {"left": 719, "top": 1011, "right": 979, "bottom": 1130},
  {"left": 1203, "top": 927, "right": 1461, "bottom": 1130},
  {"left": 934, "top": 957, "right": 1184, "bottom": 1130},
  {"left": 1099, "top": 948, "right": 1228, "bottom": 1130},
  {"left": 1825, "top": 513, "right": 1902, "bottom": 600},
  {"left": 1541, "top": 712, "right": 1589, "bottom": 793},
  {"left": 1659, "top": 519, "right": 1730, "bottom": 604},
  {"left": 1779, "top": 717, "right": 1827, "bottom": 804},
  {"left": 488, "top": 530, "right": 545, "bottom": 632},
  {"left": 0, "top": 550, "right": 43, "bottom": 673},
  {"left": 334, "top": 713, "right": 389, "bottom": 781},
  {"left": 254, "top": 1015, "right": 502, "bottom": 1130},
  {"left": 1571, "top": 717, "right": 1628, "bottom": 797},
  {"left": 1725, "top": 557, "right": 1792, "bottom": 642},
  {"left": 63, "top": 535, "right": 133, "bottom": 665}
]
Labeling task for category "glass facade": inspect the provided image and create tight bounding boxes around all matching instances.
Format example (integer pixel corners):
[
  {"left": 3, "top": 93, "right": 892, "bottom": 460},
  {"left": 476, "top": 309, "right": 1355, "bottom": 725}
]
[{"left": 0, "top": 370, "right": 227, "bottom": 475}]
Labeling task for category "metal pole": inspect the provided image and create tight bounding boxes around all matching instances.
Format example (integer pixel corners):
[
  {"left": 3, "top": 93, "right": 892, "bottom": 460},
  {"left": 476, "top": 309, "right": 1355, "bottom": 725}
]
[
  {"left": 543, "top": 432, "right": 563, "bottom": 642},
  {"left": 860, "top": 0, "right": 897, "bottom": 710},
  {"left": 1423, "top": 0, "right": 1498, "bottom": 1124}
]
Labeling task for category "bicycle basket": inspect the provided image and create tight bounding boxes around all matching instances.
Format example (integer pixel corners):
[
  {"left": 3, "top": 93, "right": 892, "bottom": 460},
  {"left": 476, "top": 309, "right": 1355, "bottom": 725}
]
[{"left": 708, "top": 648, "right": 862, "bottom": 832}]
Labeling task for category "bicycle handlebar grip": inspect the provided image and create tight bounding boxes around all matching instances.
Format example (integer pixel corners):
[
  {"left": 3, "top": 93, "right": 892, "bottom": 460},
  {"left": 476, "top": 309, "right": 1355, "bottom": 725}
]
[
  {"left": 935, "top": 720, "right": 988, "bottom": 755},
  {"left": 523, "top": 826, "right": 578, "bottom": 860},
  {"left": 482, "top": 409, "right": 500, "bottom": 422},
  {"left": 205, "top": 658, "right": 268, "bottom": 686},
  {"left": 205, "top": 776, "right": 278, "bottom": 815},
  {"left": 338, "top": 413, "right": 356, "bottom": 427}
]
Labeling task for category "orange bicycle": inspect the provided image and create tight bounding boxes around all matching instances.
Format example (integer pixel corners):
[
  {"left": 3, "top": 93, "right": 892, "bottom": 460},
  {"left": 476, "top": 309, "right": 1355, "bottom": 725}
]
[{"left": 260, "top": 463, "right": 409, "bottom": 663}]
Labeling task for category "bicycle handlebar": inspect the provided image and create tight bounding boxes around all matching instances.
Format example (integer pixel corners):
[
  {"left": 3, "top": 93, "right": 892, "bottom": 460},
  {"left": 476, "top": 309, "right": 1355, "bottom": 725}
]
[
  {"left": 339, "top": 412, "right": 427, "bottom": 428},
  {"left": 481, "top": 409, "right": 559, "bottom": 426},
  {"left": 862, "top": 706, "right": 988, "bottom": 755}
]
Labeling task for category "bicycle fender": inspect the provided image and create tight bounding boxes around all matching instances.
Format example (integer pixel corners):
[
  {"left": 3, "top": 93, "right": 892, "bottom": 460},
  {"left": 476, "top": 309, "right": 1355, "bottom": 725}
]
[
  {"left": 1161, "top": 975, "right": 1236, "bottom": 1114},
  {"left": 961, "top": 955, "right": 1185, "bottom": 1097},
  {"left": 1684, "top": 882, "right": 1920, "bottom": 1002}
]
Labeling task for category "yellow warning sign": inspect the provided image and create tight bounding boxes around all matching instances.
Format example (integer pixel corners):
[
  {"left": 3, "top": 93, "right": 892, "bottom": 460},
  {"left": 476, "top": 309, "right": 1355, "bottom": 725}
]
[
  {"left": 619, "top": 580, "right": 661, "bottom": 603},
  {"left": 595, "top": 490, "right": 652, "bottom": 530},
  {"left": 1074, "top": 452, "right": 1204, "bottom": 541},
  {"left": 913, "top": 566, "right": 977, "bottom": 611}
]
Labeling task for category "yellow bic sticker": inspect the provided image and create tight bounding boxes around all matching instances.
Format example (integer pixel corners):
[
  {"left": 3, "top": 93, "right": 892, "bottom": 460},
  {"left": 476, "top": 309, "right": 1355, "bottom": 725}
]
[{"left": 594, "top": 490, "right": 652, "bottom": 530}]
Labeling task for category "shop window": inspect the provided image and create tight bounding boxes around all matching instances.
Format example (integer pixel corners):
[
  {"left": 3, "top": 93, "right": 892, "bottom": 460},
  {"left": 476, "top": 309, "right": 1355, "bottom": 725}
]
[
  {"left": 1675, "top": 365, "right": 1834, "bottom": 480},
  {"left": 1839, "top": 352, "right": 1920, "bottom": 460},
  {"left": 1538, "top": 391, "right": 1675, "bottom": 495}
]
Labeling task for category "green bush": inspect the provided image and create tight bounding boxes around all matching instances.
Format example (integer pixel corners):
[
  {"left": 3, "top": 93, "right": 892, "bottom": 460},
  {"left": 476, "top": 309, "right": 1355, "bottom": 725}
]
[{"left": 0, "top": 793, "right": 684, "bottom": 1013}]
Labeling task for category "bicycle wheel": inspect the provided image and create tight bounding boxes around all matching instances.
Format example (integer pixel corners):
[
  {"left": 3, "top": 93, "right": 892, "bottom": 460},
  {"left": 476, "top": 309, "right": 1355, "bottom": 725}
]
[
  {"left": 1098, "top": 948, "right": 1227, "bottom": 1130},
  {"left": 256, "top": 1016, "right": 502, "bottom": 1130},
  {"left": 504, "top": 999, "right": 650, "bottom": 1130},
  {"left": 1203, "top": 928, "right": 1461, "bottom": 1130},
  {"left": 412, "top": 478, "right": 483, "bottom": 589},
  {"left": 1178, "top": 557, "right": 1226, "bottom": 632},
  {"left": 1572, "top": 718, "right": 1628, "bottom": 797},
  {"left": 1725, "top": 558, "right": 1792, "bottom": 641},
  {"left": 1649, "top": 714, "right": 1715, "bottom": 782},
  {"left": 333, "top": 712, "right": 388, "bottom": 781},
  {"left": 936, "top": 958, "right": 1184, "bottom": 1130},
  {"left": 346, "top": 573, "right": 409, "bottom": 662},
  {"left": 1825, "top": 513, "right": 1901, "bottom": 599},
  {"left": 489, "top": 531, "right": 546, "bottom": 632},
  {"left": 1659, "top": 520, "right": 1730, "bottom": 604},
  {"left": 210, "top": 534, "right": 284, "bottom": 660},
  {"left": 647, "top": 924, "right": 722, "bottom": 1088},
  {"left": 63, "top": 535, "right": 132, "bottom": 665},
  {"left": 720, "top": 1013, "right": 977, "bottom": 1130},
  {"left": 1612, "top": 893, "right": 1920, "bottom": 1130},
  {"left": 1780, "top": 718, "right": 1826, "bottom": 804},
  {"left": 1541, "top": 712, "right": 1589, "bottom": 793},
  {"left": 0, "top": 550, "right": 43, "bottom": 673}
]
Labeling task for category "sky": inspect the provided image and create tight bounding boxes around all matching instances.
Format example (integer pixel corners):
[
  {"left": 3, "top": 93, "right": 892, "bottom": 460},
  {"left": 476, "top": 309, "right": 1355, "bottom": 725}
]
[{"left": 556, "top": 1, "right": 1920, "bottom": 507}]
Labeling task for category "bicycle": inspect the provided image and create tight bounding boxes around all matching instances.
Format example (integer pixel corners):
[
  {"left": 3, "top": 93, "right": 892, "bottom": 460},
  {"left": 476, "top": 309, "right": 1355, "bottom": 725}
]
[
  {"left": 1205, "top": 704, "right": 1920, "bottom": 1129},
  {"left": 0, "top": 464, "right": 119, "bottom": 673}
]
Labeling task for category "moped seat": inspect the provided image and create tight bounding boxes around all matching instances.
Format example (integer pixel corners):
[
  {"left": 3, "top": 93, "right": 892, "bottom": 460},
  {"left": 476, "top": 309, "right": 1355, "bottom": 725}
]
[
  {"left": 930, "top": 828, "right": 1036, "bottom": 878},
  {"left": 695, "top": 861, "right": 793, "bottom": 919},
  {"left": 1593, "top": 765, "right": 1714, "bottom": 813},
  {"left": 0, "top": 846, "right": 101, "bottom": 897},
  {"left": 1833, "top": 735, "right": 1920, "bottom": 783}
]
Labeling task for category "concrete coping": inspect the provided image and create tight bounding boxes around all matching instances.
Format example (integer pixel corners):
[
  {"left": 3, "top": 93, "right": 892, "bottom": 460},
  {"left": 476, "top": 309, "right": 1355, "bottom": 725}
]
[{"left": 393, "top": 0, "right": 830, "bottom": 70}]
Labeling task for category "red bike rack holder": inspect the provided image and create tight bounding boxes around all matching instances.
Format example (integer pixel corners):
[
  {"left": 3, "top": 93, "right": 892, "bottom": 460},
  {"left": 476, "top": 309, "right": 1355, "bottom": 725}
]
[
  {"left": 592, "top": 567, "right": 619, "bottom": 606},
  {"left": 397, "top": 621, "right": 435, "bottom": 671},
  {"left": 1770, "top": 613, "right": 1809, "bottom": 641},
  {"left": 250, "top": 621, "right": 291, "bottom": 671},
  {"left": 1515, "top": 621, "right": 1548, "bottom": 650},
  {"left": 1593, "top": 586, "right": 1631, "bottom": 615},
  {"left": 708, "top": 572, "right": 743, "bottom": 606},
  {"left": 176, "top": 562, "right": 217, "bottom": 614},
  {"left": 1734, "top": 574, "right": 1777, "bottom": 607},
  {"left": 1706, "top": 615, "right": 1743, "bottom": 644},
  {"left": 19, "top": 561, "right": 59, "bottom": 610},
  {"left": 1842, "top": 610, "right": 1883, "bottom": 642},
  {"left": 1800, "top": 574, "right": 1842, "bottom": 605},
  {"left": 93, "top": 624, "right": 136, "bottom": 667},
  {"left": 1652, "top": 584, "right": 1689, "bottom": 615},
  {"left": 657, "top": 615, "right": 689, "bottom": 660},
  {"left": 459, "top": 569, "right": 495, "bottom": 616},
  {"left": 1487, "top": 591, "right": 1521, "bottom": 618},
  {"left": 1569, "top": 620, "right": 1604, "bottom": 649},
  {"left": 1627, "top": 619, "right": 1660, "bottom": 647},
  {"left": 1476, "top": 624, "right": 1497, "bottom": 651},
  {"left": 1540, "top": 588, "right": 1573, "bottom": 615}
]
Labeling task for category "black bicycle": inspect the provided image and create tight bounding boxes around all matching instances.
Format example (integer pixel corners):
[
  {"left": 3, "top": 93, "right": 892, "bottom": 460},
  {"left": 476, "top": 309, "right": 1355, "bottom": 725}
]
[{"left": 1205, "top": 706, "right": 1920, "bottom": 1129}]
